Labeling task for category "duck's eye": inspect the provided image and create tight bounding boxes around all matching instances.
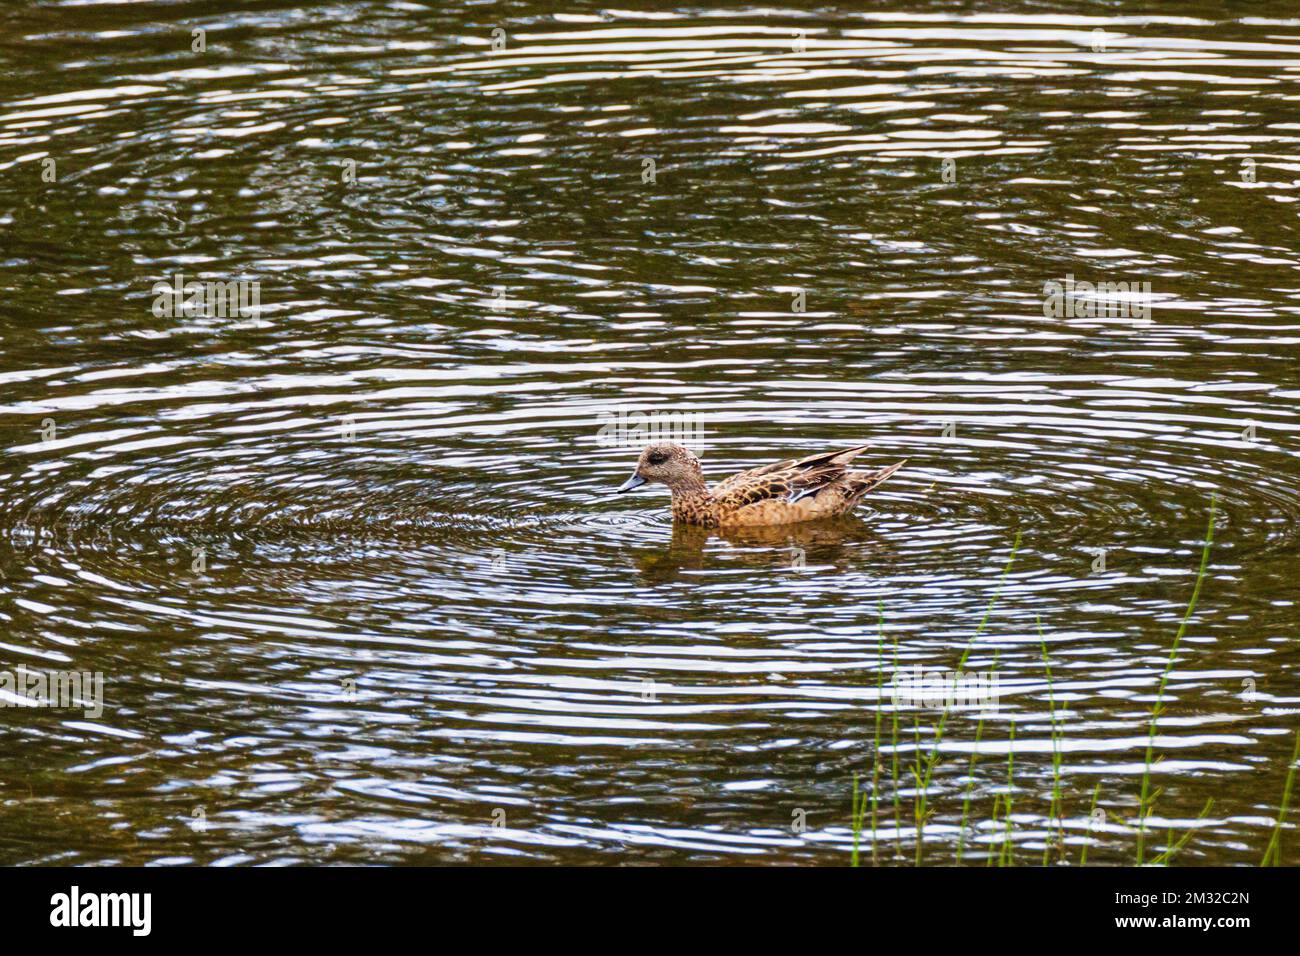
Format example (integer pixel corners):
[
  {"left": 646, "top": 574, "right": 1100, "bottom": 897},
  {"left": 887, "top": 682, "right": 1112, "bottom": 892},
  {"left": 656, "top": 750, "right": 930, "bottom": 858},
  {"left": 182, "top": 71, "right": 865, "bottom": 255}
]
[{"left": 646, "top": 452, "right": 668, "bottom": 466}]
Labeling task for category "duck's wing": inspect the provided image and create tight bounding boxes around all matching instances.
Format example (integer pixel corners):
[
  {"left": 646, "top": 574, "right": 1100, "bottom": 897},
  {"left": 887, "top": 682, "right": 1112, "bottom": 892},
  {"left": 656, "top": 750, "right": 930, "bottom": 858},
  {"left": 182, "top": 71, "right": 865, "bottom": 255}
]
[
  {"left": 713, "top": 444, "right": 871, "bottom": 509},
  {"left": 841, "top": 460, "right": 907, "bottom": 501},
  {"left": 712, "top": 457, "right": 797, "bottom": 497}
]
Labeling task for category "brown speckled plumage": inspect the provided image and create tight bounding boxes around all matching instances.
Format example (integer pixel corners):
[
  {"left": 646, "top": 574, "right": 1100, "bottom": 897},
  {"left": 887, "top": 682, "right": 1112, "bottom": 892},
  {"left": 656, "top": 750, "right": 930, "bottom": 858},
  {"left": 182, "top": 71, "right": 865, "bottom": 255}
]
[{"left": 616, "top": 442, "right": 904, "bottom": 527}]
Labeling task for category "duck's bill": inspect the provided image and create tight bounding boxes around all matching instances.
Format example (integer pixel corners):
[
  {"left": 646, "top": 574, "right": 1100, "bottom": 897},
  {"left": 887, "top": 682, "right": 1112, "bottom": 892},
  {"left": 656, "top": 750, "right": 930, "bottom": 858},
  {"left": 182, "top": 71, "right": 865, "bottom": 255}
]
[{"left": 616, "top": 472, "right": 647, "bottom": 493}]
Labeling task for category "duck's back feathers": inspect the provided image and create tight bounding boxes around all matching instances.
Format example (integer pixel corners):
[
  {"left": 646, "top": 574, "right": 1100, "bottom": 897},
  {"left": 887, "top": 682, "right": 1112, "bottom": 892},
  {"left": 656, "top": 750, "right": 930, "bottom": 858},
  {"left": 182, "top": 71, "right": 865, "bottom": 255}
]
[
  {"left": 713, "top": 445, "right": 869, "bottom": 497},
  {"left": 712, "top": 445, "right": 888, "bottom": 524}
]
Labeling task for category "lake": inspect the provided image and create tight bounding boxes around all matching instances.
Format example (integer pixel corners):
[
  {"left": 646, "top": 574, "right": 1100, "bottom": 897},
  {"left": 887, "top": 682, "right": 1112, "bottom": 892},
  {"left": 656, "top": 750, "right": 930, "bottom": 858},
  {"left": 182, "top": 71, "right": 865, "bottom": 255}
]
[{"left": 0, "top": 0, "right": 1297, "bottom": 866}]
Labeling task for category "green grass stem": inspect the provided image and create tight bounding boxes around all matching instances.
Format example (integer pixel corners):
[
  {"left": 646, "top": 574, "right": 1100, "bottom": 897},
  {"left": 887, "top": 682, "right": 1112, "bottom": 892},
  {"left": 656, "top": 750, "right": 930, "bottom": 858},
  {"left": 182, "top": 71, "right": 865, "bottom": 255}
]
[
  {"left": 1261, "top": 729, "right": 1300, "bottom": 866},
  {"left": 1136, "top": 495, "right": 1216, "bottom": 864},
  {"left": 1038, "top": 617, "right": 1065, "bottom": 865}
]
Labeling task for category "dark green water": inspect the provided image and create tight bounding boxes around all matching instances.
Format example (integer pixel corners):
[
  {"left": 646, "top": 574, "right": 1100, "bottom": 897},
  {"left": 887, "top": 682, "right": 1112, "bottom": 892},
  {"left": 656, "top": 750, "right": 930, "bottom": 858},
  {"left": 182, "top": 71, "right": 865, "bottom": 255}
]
[{"left": 1, "top": 1, "right": 1298, "bottom": 865}]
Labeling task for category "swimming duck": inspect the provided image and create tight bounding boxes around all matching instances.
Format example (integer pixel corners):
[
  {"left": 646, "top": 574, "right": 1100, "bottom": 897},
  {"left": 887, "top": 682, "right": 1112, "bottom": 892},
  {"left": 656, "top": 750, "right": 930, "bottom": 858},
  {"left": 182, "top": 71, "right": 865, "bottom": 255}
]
[{"left": 616, "top": 442, "right": 904, "bottom": 527}]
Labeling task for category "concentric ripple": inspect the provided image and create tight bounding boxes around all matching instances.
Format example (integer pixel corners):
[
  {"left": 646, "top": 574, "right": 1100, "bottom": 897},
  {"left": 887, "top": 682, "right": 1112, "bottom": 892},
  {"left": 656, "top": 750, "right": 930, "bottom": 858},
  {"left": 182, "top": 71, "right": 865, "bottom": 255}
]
[{"left": 0, "top": 1, "right": 1297, "bottom": 865}]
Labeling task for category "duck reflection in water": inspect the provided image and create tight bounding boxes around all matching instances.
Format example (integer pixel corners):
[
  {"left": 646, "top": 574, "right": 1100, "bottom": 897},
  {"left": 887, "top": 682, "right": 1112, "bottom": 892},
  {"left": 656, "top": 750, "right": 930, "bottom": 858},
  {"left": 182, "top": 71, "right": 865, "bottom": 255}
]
[{"left": 632, "top": 514, "right": 893, "bottom": 584}]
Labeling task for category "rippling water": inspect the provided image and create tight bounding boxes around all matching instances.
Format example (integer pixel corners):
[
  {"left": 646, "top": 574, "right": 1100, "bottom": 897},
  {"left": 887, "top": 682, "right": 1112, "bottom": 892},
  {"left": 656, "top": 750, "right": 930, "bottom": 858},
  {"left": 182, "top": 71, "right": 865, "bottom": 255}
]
[{"left": 1, "top": 1, "right": 1298, "bottom": 865}]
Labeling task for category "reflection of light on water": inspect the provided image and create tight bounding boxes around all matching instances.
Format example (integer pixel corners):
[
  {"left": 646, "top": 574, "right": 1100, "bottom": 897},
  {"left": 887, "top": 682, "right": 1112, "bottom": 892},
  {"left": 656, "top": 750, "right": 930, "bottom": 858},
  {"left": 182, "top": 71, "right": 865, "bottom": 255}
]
[{"left": 0, "top": 1, "right": 1296, "bottom": 866}]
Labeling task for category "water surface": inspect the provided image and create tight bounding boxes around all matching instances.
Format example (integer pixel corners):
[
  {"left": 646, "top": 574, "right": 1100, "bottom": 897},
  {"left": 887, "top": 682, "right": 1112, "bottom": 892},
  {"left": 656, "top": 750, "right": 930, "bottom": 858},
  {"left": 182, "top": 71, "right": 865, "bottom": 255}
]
[{"left": 1, "top": 0, "right": 1298, "bottom": 865}]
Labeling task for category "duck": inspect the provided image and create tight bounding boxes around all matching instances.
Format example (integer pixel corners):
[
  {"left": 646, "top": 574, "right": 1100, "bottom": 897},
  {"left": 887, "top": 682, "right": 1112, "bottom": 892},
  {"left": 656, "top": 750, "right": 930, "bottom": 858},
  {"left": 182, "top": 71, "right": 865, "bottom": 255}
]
[{"left": 615, "top": 441, "right": 904, "bottom": 527}]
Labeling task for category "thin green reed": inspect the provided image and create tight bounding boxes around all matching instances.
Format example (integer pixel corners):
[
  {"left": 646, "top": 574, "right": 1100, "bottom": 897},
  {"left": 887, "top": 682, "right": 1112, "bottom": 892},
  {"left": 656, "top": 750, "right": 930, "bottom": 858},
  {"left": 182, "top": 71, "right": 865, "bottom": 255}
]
[
  {"left": 1000, "top": 720, "right": 1016, "bottom": 866},
  {"left": 1150, "top": 798, "right": 1214, "bottom": 866},
  {"left": 986, "top": 793, "right": 1000, "bottom": 866},
  {"left": 956, "top": 648, "right": 998, "bottom": 865},
  {"left": 851, "top": 772, "right": 864, "bottom": 867},
  {"left": 891, "top": 630, "right": 902, "bottom": 858},
  {"left": 1081, "top": 781, "right": 1101, "bottom": 866},
  {"left": 956, "top": 709, "right": 986, "bottom": 865},
  {"left": 913, "top": 532, "right": 1021, "bottom": 864},
  {"left": 1136, "top": 496, "right": 1216, "bottom": 865},
  {"left": 1261, "top": 729, "right": 1300, "bottom": 867},
  {"left": 912, "top": 715, "right": 924, "bottom": 865},
  {"left": 871, "top": 600, "right": 884, "bottom": 866},
  {"left": 1038, "top": 617, "right": 1065, "bottom": 865}
]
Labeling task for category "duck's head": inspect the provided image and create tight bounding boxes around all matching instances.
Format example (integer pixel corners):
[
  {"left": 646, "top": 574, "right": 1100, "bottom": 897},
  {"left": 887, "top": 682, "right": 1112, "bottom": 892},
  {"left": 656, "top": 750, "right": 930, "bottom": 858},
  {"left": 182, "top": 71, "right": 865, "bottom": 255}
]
[{"left": 616, "top": 441, "right": 703, "bottom": 493}]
